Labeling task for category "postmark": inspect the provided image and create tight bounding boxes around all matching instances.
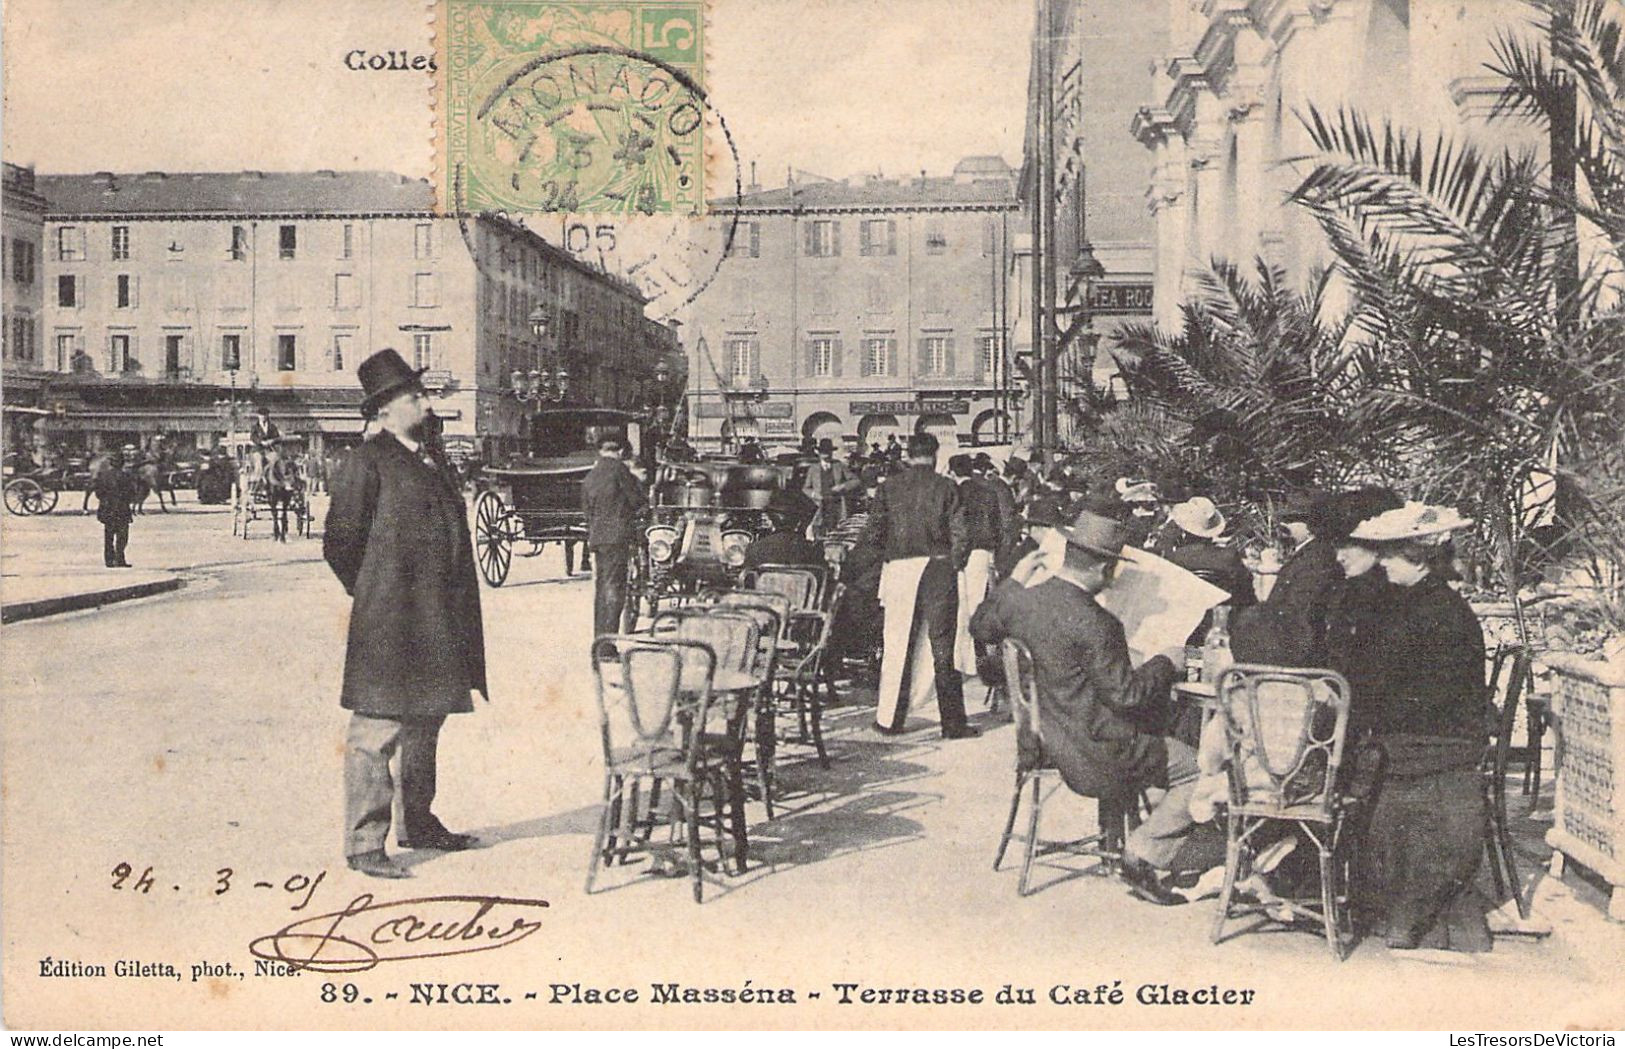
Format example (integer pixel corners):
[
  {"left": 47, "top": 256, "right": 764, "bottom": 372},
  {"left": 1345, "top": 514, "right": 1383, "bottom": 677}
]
[{"left": 436, "top": 0, "right": 708, "bottom": 216}]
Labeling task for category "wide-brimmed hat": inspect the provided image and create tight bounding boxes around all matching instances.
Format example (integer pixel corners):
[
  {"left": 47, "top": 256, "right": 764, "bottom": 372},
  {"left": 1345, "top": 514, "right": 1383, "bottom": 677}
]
[
  {"left": 1114, "top": 477, "right": 1160, "bottom": 504},
  {"left": 1350, "top": 502, "right": 1473, "bottom": 545},
  {"left": 357, "top": 348, "right": 427, "bottom": 418},
  {"left": 1063, "top": 510, "right": 1129, "bottom": 561},
  {"left": 1169, "top": 496, "right": 1226, "bottom": 539},
  {"left": 948, "top": 453, "right": 974, "bottom": 478}
]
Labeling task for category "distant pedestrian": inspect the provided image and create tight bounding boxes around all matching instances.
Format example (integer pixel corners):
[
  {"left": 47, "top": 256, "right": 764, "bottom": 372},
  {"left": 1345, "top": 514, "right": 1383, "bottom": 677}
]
[
  {"left": 580, "top": 434, "right": 647, "bottom": 637},
  {"left": 94, "top": 450, "right": 137, "bottom": 568},
  {"left": 323, "top": 348, "right": 488, "bottom": 879}
]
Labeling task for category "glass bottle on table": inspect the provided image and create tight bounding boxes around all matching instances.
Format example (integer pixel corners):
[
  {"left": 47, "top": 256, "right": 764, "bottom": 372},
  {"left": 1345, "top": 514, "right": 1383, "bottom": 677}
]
[{"left": 1201, "top": 605, "right": 1233, "bottom": 685}]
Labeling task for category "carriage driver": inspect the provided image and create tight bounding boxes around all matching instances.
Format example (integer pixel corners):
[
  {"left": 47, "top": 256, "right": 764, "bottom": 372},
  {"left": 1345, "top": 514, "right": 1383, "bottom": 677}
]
[{"left": 323, "top": 348, "right": 488, "bottom": 879}]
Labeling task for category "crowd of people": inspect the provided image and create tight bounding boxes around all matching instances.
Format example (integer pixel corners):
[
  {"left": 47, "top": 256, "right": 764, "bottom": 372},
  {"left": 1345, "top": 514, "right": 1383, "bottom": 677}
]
[{"left": 781, "top": 433, "right": 1505, "bottom": 954}]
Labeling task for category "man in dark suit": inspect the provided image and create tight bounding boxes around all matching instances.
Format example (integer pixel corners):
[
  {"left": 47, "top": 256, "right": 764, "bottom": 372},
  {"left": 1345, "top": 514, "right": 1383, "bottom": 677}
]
[
  {"left": 94, "top": 450, "right": 137, "bottom": 568},
  {"left": 1232, "top": 489, "right": 1339, "bottom": 666},
  {"left": 971, "top": 510, "right": 1194, "bottom": 906},
  {"left": 324, "top": 349, "right": 488, "bottom": 879},
  {"left": 802, "top": 438, "right": 860, "bottom": 538},
  {"left": 580, "top": 434, "right": 647, "bottom": 637},
  {"left": 743, "top": 489, "right": 824, "bottom": 569},
  {"left": 862, "top": 432, "right": 977, "bottom": 739},
  {"left": 249, "top": 406, "right": 281, "bottom": 449}
]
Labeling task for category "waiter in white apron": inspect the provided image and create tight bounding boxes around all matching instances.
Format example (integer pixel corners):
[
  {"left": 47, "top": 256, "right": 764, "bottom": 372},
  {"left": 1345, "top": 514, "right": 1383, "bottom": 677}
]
[{"left": 862, "top": 433, "right": 979, "bottom": 739}]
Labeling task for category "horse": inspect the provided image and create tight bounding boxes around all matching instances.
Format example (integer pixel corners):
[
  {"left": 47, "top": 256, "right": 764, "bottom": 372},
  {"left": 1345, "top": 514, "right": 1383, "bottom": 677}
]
[{"left": 133, "top": 451, "right": 176, "bottom": 513}]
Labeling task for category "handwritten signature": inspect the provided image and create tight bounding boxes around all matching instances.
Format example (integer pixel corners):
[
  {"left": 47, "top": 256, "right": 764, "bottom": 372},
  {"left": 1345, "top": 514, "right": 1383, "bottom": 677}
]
[{"left": 248, "top": 894, "right": 549, "bottom": 974}]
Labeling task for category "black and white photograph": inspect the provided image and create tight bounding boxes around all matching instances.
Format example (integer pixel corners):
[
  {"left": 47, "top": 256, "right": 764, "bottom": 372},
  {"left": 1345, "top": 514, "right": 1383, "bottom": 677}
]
[{"left": 2, "top": 0, "right": 1623, "bottom": 1035}]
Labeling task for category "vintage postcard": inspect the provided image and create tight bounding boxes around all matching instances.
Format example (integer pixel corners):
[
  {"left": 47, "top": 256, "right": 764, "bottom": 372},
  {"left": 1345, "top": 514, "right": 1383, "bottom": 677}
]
[{"left": 3, "top": 0, "right": 1625, "bottom": 1035}]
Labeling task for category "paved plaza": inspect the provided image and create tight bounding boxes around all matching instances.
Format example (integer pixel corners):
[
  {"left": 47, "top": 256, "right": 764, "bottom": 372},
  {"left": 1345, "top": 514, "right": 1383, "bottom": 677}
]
[{"left": 2, "top": 498, "right": 1621, "bottom": 1029}]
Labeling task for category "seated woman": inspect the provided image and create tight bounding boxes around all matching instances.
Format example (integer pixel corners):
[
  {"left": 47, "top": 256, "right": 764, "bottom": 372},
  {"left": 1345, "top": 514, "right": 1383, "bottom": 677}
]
[{"left": 1348, "top": 502, "right": 1490, "bottom": 952}]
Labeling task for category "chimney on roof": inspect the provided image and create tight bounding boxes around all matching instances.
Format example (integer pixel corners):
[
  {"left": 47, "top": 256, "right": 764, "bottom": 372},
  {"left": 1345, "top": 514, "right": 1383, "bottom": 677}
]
[
  {"left": 240, "top": 171, "right": 264, "bottom": 180},
  {"left": 140, "top": 171, "right": 167, "bottom": 181},
  {"left": 92, "top": 171, "right": 115, "bottom": 184},
  {"left": 748, "top": 160, "right": 758, "bottom": 194},
  {"left": 315, "top": 169, "right": 337, "bottom": 178}
]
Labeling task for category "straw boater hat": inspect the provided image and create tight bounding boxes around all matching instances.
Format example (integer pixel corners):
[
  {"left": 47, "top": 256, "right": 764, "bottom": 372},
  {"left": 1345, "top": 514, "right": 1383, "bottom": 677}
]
[
  {"left": 1169, "top": 496, "right": 1226, "bottom": 539},
  {"left": 1350, "top": 502, "right": 1473, "bottom": 546},
  {"left": 1062, "top": 510, "right": 1130, "bottom": 562}
]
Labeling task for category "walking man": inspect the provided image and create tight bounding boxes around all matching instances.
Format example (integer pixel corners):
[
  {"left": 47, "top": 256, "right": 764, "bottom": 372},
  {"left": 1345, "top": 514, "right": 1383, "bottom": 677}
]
[
  {"left": 862, "top": 432, "right": 978, "bottom": 739},
  {"left": 801, "top": 438, "right": 860, "bottom": 538},
  {"left": 580, "top": 434, "right": 647, "bottom": 637},
  {"left": 94, "top": 449, "right": 136, "bottom": 568},
  {"left": 324, "top": 349, "right": 488, "bottom": 879}
]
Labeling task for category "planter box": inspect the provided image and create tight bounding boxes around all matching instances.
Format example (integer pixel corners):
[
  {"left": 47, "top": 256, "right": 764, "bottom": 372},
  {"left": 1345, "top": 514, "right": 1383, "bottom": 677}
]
[{"left": 1543, "top": 651, "right": 1625, "bottom": 920}]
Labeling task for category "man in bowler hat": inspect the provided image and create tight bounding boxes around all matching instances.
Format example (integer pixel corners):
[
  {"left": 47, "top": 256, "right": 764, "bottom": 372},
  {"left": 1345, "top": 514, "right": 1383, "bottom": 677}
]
[
  {"left": 324, "top": 349, "right": 488, "bottom": 879},
  {"left": 94, "top": 449, "right": 137, "bottom": 567}
]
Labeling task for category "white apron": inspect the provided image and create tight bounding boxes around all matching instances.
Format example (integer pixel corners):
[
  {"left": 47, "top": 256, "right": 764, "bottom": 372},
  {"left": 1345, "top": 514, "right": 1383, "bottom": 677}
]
[
  {"left": 954, "top": 548, "right": 994, "bottom": 674},
  {"left": 876, "top": 556, "right": 934, "bottom": 730}
]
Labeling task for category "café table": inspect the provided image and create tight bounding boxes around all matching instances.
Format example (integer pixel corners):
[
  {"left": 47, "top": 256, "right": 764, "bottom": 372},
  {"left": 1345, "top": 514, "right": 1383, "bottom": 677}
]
[{"left": 1171, "top": 679, "right": 1219, "bottom": 748}]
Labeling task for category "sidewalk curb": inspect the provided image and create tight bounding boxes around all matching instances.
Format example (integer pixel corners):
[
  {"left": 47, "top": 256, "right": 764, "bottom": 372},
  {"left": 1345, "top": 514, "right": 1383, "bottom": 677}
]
[{"left": 1, "top": 576, "right": 185, "bottom": 624}]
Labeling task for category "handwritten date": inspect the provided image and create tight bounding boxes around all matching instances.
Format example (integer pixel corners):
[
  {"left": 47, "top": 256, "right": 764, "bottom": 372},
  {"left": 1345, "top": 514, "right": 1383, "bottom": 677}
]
[{"left": 111, "top": 862, "right": 326, "bottom": 910}]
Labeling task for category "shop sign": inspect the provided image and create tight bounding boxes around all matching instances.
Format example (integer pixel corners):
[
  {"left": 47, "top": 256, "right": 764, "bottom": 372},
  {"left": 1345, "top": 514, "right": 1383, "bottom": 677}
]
[
  {"left": 1088, "top": 282, "right": 1154, "bottom": 315},
  {"left": 694, "top": 400, "right": 792, "bottom": 418},
  {"left": 759, "top": 419, "right": 795, "bottom": 435},
  {"left": 849, "top": 400, "right": 969, "bottom": 415}
]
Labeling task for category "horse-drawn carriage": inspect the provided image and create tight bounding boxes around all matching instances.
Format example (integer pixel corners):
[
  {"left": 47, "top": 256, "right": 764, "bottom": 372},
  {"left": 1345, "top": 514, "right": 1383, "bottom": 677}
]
[{"left": 233, "top": 437, "right": 313, "bottom": 540}]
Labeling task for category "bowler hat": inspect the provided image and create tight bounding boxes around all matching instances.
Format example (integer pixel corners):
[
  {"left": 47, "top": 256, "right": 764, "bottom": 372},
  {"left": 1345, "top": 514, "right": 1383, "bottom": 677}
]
[
  {"left": 1062, "top": 510, "right": 1129, "bottom": 561},
  {"left": 973, "top": 452, "right": 996, "bottom": 473},
  {"left": 1169, "top": 496, "right": 1226, "bottom": 539},
  {"left": 816, "top": 437, "right": 836, "bottom": 455},
  {"left": 357, "top": 348, "right": 427, "bottom": 418},
  {"left": 1023, "top": 497, "right": 1070, "bottom": 529},
  {"left": 948, "top": 454, "right": 974, "bottom": 478}
]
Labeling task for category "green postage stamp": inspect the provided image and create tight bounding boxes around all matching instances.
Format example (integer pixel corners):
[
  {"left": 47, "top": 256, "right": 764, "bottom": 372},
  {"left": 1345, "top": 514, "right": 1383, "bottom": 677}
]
[{"left": 436, "top": 0, "right": 708, "bottom": 216}]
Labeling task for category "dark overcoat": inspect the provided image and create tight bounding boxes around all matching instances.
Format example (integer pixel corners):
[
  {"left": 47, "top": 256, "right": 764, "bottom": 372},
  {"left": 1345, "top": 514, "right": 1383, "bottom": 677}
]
[
  {"left": 971, "top": 577, "right": 1178, "bottom": 798},
  {"left": 324, "top": 432, "right": 487, "bottom": 718},
  {"left": 1232, "top": 537, "right": 1340, "bottom": 667},
  {"left": 94, "top": 468, "right": 136, "bottom": 525}
]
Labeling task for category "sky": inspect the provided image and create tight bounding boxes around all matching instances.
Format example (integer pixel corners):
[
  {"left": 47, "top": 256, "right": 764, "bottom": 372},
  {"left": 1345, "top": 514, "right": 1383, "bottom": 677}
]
[{"left": 1, "top": 0, "right": 1033, "bottom": 186}]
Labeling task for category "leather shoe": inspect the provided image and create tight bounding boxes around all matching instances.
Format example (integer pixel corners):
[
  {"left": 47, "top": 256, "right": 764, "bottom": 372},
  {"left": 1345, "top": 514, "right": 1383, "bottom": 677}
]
[
  {"left": 399, "top": 831, "right": 478, "bottom": 851},
  {"left": 346, "top": 850, "right": 412, "bottom": 879},
  {"left": 941, "top": 724, "right": 982, "bottom": 740},
  {"left": 1119, "top": 859, "right": 1187, "bottom": 907},
  {"left": 871, "top": 722, "right": 907, "bottom": 737}
]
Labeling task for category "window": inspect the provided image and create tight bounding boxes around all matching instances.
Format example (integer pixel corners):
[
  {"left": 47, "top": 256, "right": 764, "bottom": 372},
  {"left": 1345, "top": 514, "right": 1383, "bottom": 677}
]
[
  {"left": 413, "top": 333, "right": 433, "bottom": 369},
  {"left": 115, "top": 274, "right": 137, "bottom": 308},
  {"left": 333, "top": 273, "right": 358, "bottom": 309},
  {"left": 12, "top": 239, "right": 35, "bottom": 284},
  {"left": 221, "top": 333, "right": 241, "bottom": 370},
  {"left": 863, "top": 337, "right": 893, "bottom": 377},
  {"left": 921, "top": 335, "right": 951, "bottom": 375},
  {"left": 859, "top": 219, "right": 895, "bottom": 256},
  {"left": 10, "top": 316, "right": 34, "bottom": 361},
  {"left": 341, "top": 224, "right": 354, "bottom": 260},
  {"left": 981, "top": 335, "right": 1003, "bottom": 383},
  {"left": 112, "top": 225, "right": 130, "bottom": 260},
  {"left": 277, "top": 333, "right": 297, "bottom": 371},
  {"left": 56, "top": 227, "right": 83, "bottom": 261},
  {"left": 727, "top": 221, "right": 760, "bottom": 258},
  {"left": 164, "top": 334, "right": 183, "bottom": 375},
  {"left": 726, "top": 338, "right": 756, "bottom": 381},
  {"left": 332, "top": 333, "right": 352, "bottom": 371},
  {"left": 278, "top": 224, "right": 297, "bottom": 260},
  {"left": 807, "top": 336, "right": 836, "bottom": 378},
  {"left": 57, "top": 275, "right": 77, "bottom": 308},
  {"left": 229, "top": 225, "right": 249, "bottom": 261},
  {"left": 110, "top": 333, "right": 133, "bottom": 372},
  {"left": 414, "top": 223, "right": 433, "bottom": 259},
  {"left": 804, "top": 219, "right": 839, "bottom": 257},
  {"left": 412, "top": 272, "right": 438, "bottom": 307},
  {"left": 925, "top": 219, "right": 947, "bottom": 254},
  {"left": 56, "top": 333, "right": 75, "bottom": 370}
]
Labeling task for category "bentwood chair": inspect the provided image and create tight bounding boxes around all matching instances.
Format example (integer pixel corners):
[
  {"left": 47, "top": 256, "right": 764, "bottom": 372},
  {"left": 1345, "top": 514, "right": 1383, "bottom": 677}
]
[
  {"left": 992, "top": 638, "right": 1141, "bottom": 895},
  {"left": 1484, "top": 645, "right": 1534, "bottom": 919},
  {"left": 588, "top": 635, "right": 742, "bottom": 903},
  {"left": 741, "top": 564, "right": 827, "bottom": 613},
  {"left": 1210, "top": 664, "right": 1354, "bottom": 960},
  {"left": 706, "top": 593, "right": 790, "bottom": 816}
]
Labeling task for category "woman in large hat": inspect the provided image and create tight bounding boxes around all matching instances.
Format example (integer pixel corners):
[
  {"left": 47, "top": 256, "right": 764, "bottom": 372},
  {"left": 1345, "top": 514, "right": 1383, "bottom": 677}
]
[{"left": 1346, "top": 501, "right": 1490, "bottom": 952}]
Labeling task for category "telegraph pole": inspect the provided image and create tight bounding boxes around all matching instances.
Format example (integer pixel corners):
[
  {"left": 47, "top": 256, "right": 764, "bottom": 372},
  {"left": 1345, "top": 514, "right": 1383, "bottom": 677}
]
[{"left": 1029, "top": 0, "right": 1054, "bottom": 456}]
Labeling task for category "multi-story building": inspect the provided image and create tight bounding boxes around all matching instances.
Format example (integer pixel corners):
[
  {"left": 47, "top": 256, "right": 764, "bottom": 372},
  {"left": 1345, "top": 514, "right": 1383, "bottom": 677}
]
[
  {"left": 2, "top": 163, "right": 47, "bottom": 456},
  {"left": 1019, "top": 0, "right": 1169, "bottom": 439},
  {"left": 1132, "top": 0, "right": 1534, "bottom": 330},
  {"left": 29, "top": 170, "right": 669, "bottom": 457},
  {"left": 688, "top": 157, "right": 1019, "bottom": 451}
]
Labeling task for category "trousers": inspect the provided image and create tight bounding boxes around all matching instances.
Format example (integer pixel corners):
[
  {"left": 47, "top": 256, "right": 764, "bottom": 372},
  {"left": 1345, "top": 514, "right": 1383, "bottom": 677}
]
[
  {"left": 343, "top": 713, "right": 448, "bottom": 857},
  {"left": 102, "top": 521, "right": 129, "bottom": 566},
  {"left": 591, "top": 543, "right": 631, "bottom": 637},
  {"left": 1125, "top": 738, "right": 1201, "bottom": 869},
  {"left": 887, "top": 557, "right": 967, "bottom": 732}
]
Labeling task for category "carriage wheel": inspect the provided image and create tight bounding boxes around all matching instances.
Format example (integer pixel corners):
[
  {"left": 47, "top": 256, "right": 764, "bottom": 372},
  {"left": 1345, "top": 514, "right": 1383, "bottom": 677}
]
[
  {"left": 35, "top": 486, "right": 59, "bottom": 514},
  {"left": 621, "top": 547, "right": 646, "bottom": 632},
  {"left": 4, "top": 478, "right": 45, "bottom": 516},
  {"left": 474, "top": 490, "right": 513, "bottom": 587}
]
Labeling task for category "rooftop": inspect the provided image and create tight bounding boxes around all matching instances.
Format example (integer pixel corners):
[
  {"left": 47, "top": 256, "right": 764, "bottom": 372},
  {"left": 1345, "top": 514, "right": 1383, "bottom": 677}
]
[
  {"left": 713, "top": 157, "right": 1017, "bottom": 212},
  {"left": 38, "top": 170, "right": 437, "bottom": 217}
]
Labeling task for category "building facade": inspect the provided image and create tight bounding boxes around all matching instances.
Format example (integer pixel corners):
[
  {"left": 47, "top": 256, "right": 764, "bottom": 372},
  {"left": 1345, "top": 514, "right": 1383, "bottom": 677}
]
[
  {"left": 1019, "top": 0, "right": 1170, "bottom": 446},
  {"left": 25, "top": 170, "right": 669, "bottom": 458},
  {"left": 687, "top": 157, "right": 1019, "bottom": 451},
  {"left": 1132, "top": 0, "right": 1535, "bottom": 330},
  {"left": 2, "top": 163, "right": 48, "bottom": 457}
]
